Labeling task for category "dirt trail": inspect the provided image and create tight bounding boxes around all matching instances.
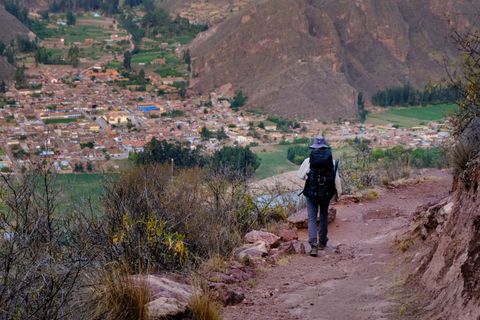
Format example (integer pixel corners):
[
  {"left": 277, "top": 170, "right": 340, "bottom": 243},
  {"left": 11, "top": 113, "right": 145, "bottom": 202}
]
[{"left": 223, "top": 170, "right": 452, "bottom": 320}]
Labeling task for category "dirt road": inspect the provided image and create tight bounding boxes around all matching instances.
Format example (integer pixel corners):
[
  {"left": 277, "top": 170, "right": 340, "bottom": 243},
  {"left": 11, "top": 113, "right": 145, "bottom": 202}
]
[{"left": 223, "top": 170, "right": 452, "bottom": 320}]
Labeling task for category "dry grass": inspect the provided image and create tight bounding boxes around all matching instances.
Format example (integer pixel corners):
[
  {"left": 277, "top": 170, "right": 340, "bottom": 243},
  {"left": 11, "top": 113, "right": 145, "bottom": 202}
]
[
  {"left": 395, "top": 238, "right": 414, "bottom": 253},
  {"left": 199, "top": 255, "right": 227, "bottom": 274},
  {"left": 85, "top": 266, "right": 150, "bottom": 320},
  {"left": 188, "top": 292, "right": 222, "bottom": 320},
  {"left": 451, "top": 141, "right": 474, "bottom": 175},
  {"left": 363, "top": 189, "right": 380, "bottom": 201}
]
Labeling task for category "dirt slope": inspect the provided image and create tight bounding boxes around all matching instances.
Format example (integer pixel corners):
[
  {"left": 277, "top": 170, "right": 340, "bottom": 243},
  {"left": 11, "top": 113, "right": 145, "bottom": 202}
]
[
  {"left": 187, "top": 0, "right": 476, "bottom": 119},
  {"left": 223, "top": 170, "right": 452, "bottom": 320}
]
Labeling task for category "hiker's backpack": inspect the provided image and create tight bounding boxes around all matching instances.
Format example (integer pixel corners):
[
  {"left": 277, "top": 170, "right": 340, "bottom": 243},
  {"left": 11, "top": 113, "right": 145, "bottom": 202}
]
[{"left": 303, "top": 148, "right": 337, "bottom": 202}]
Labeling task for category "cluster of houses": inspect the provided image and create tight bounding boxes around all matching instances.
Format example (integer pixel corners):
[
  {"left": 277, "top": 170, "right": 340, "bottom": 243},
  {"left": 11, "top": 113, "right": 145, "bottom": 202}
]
[{"left": 0, "top": 62, "right": 452, "bottom": 174}]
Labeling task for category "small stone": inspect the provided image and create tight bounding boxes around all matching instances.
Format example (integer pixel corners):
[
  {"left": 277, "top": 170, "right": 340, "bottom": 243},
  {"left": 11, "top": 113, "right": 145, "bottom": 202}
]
[{"left": 220, "top": 288, "right": 245, "bottom": 306}]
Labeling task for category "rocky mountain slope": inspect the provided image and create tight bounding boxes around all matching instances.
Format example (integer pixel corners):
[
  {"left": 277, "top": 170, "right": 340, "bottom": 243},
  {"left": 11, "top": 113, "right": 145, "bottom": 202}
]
[
  {"left": 185, "top": 0, "right": 477, "bottom": 119},
  {"left": 0, "top": 5, "right": 31, "bottom": 45},
  {"left": 0, "top": 5, "right": 31, "bottom": 81},
  {"left": 404, "top": 117, "right": 480, "bottom": 319}
]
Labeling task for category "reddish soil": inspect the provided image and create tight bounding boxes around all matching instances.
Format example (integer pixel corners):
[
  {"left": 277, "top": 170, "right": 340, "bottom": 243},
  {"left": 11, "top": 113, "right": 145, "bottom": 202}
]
[{"left": 223, "top": 170, "right": 452, "bottom": 320}]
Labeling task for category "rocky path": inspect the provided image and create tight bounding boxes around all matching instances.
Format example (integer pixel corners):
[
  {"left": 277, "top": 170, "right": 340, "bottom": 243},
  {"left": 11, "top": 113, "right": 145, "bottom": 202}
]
[{"left": 223, "top": 170, "right": 452, "bottom": 320}]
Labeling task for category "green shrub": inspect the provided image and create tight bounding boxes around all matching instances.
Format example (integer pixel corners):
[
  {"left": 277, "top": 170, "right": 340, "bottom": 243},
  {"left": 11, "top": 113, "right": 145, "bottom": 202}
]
[{"left": 287, "top": 145, "right": 310, "bottom": 165}]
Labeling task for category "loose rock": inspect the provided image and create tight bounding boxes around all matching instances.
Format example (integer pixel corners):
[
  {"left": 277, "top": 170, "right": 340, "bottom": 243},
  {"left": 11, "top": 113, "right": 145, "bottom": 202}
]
[
  {"left": 244, "top": 230, "right": 280, "bottom": 248},
  {"left": 131, "top": 275, "right": 194, "bottom": 319},
  {"left": 234, "top": 240, "right": 269, "bottom": 262}
]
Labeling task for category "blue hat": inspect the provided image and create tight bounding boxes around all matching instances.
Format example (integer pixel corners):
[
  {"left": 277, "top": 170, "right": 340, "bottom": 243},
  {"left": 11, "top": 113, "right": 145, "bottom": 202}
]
[{"left": 310, "top": 137, "right": 329, "bottom": 149}]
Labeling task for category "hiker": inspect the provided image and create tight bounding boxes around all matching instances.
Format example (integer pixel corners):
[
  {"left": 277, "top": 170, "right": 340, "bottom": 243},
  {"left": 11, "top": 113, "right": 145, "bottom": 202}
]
[{"left": 297, "top": 137, "right": 342, "bottom": 257}]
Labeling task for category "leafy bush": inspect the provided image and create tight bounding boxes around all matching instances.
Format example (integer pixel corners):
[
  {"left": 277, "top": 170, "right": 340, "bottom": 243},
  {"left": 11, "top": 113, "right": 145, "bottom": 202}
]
[{"left": 287, "top": 145, "right": 310, "bottom": 165}]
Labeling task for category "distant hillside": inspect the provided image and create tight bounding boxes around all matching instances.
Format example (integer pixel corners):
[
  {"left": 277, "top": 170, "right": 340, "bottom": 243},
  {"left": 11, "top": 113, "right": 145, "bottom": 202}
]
[
  {"left": 0, "top": 5, "right": 31, "bottom": 44},
  {"left": 0, "top": 5, "right": 31, "bottom": 81},
  {"left": 0, "top": 57, "right": 15, "bottom": 81},
  {"left": 186, "top": 0, "right": 477, "bottom": 120}
]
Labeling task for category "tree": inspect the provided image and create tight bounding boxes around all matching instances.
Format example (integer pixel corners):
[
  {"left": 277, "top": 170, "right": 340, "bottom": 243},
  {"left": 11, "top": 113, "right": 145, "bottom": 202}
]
[
  {"left": 0, "top": 41, "right": 5, "bottom": 55},
  {"left": 39, "top": 10, "right": 49, "bottom": 20},
  {"left": 210, "top": 146, "right": 260, "bottom": 178},
  {"left": 138, "top": 69, "right": 146, "bottom": 85},
  {"left": 14, "top": 65, "right": 27, "bottom": 89},
  {"left": 74, "top": 162, "right": 84, "bottom": 172},
  {"left": 68, "top": 45, "right": 80, "bottom": 67},
  {"left": 216, "top": 127, "right": 229, "bottom": 140},
  {"left": 357, "top": 92, "right": 368, "bottom": 123},
  {"left": 6, "top": 46, "right": 15, "bottom": 65},
  {"left": 200, "top": 126, "right": 213, "bottom": 140},
  {"left": 183, "top": 49, "right": 191, "bottom": 72},
  {"left": 135, "top": 138, "right": 206, "bottom": 168},
  {"left": 66, "top": 10, "right": 76, "bottom": 25},
  {"left": 0, "top": 81, "right": 7, "bottom": 94},
  {"left": 86, "top": 162, "right": 94, "bottom": 172},
  {"left": 230, "top": 90, "right": 248, "bottom": 110},
  {"left": 123, "top": 51, "right": 132, "bottom": 70}
]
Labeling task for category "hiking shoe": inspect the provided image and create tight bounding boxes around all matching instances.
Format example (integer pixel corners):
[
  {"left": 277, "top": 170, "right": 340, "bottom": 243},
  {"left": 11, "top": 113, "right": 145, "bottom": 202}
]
[
  {"left": 309, "top": 246, "right": 318, "bottom": 257},
  {"left": 318, "top": 243, "right": 326, "bottom": 250}
]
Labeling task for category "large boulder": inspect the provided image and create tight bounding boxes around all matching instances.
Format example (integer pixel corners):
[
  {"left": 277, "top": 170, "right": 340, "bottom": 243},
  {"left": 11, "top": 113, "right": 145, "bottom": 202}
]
[
  {"left": 288, "top": 207, "right": 337, "bottom": 229},
  {"left": 132, "top": 275, "right": 194, "bottom": 319},
  {"left": 244, "top": 230, "right": 280, "bottom": 248}
]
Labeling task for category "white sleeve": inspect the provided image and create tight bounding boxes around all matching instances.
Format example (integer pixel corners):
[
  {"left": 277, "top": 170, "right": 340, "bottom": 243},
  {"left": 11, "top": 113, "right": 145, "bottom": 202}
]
[
  {"left": 334, "top": 159, "right": 342, "bottom": 195},
  {"left": 297, "top": 158, "right": 310, "bottom": 180}
]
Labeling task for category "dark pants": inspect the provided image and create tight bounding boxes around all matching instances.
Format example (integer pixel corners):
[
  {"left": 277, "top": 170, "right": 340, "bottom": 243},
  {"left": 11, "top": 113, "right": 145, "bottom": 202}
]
[{"left": 306, "top": 196, "right": 330, "bottom": 248}]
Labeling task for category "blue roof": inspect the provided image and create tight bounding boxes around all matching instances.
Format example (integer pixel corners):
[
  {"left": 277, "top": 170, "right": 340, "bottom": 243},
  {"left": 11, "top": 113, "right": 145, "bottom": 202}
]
[{"left": 137, "top": 105, "right": 160, "bottom": 112}]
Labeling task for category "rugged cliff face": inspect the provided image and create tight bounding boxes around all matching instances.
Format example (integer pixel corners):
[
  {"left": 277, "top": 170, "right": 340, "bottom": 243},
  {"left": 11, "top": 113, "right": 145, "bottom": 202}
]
[
  {"left": 407, "top": 117, "right": 480, "bottom": 319},
  {"left": 186, "top": 0, "right": 476, "bottom": 119}
]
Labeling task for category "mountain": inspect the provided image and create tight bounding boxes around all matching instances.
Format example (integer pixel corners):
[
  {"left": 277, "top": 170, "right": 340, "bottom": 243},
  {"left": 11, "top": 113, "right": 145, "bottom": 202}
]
[
  {"left": 0, "top": 5, "right": 31, "bottom": 81},
  {"left": 0, "top": 5, "right": 31, "bottom": 45},
  {"left": 185, "top": 0, "right": 477, "bottom": 119},
  {"left": 0, "top": 57, "right": 15, "bottom": 81}
]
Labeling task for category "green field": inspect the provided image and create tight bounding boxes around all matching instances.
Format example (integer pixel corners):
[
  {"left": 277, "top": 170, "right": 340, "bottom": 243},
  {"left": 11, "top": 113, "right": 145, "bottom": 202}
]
[
  {"left": 253, "top": 144, "right": 354, "bottom": 180},
  {"left": 44, "top": 118, "right": 78, "bottom": 124},
  {"left": 253, "top": 145, "right": 299, "bottom": 180},
  {"left": 367, "top": 104, "right": 457, "bottom": 127},
  {"left": 52, "top": 173, "right": 116, "bottom": 214}
]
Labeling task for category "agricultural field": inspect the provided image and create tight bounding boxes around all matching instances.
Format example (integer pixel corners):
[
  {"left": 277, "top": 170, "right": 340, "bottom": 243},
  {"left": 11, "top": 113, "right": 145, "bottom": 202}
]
[
  {"left": 253, "top": 144, "right": 353, "bottom": 180},
  {"left": 44, "top": 118, "right": 78, "bottom": 124},
  {"left": 367, "top": 104, "right": 457, "bottom": 127},
  {"left": 52, "top": 173, "right": 116, "bottom": 214},
  {"left": 253, "top": 144, "right": 299, "bottom": 180}
]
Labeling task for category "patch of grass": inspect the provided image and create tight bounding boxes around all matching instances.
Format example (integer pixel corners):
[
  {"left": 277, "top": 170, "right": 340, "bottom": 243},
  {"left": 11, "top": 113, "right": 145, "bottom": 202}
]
[
  {"left": 52, "top": 173, "right": 117, "bottom": 214},
  {"left": 188, "top": 292, "right": 221, "bottom": 320},
  {"left": 367, "top": 104, "right": 457, "bottom": 127},
  {"left": 253, "top": 144, "right": 352, "bottom": 180},
  {"left": 85, "top": 266, "right": 150, "bottom": 320},
  {"left": 0, "top": 148, "right": 5, "bottom": 156},
  {"left": 44, "top": 118, "right": 78, "bottom": 124},
  {"left": 254, "top": 144, "right": 299, "bottom": 180}
]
